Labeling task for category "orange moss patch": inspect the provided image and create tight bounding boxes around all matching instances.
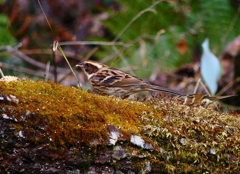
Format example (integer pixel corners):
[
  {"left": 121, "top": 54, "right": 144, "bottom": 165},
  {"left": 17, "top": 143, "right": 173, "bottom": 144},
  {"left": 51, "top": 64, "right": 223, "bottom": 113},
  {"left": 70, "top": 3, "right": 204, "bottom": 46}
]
[{"left": 0, "top": 79, "right": 152, "bottom": 147}]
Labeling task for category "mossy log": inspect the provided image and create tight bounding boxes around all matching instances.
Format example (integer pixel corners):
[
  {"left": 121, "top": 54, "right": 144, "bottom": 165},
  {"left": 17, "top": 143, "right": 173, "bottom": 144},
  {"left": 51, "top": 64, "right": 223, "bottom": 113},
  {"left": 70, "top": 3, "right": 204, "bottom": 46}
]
[{"left": 0, "top": 77, "right": 240, "bottom": 173}]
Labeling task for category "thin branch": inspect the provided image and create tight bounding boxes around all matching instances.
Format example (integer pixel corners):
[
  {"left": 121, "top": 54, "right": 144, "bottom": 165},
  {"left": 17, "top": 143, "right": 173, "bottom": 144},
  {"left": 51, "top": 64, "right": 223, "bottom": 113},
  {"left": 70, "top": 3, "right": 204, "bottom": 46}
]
[
  {"left": 58, "top": 70, "right": 74, "bottom": 84},
  {"left": 1, "top": 46, "right": 69, "bottom": 72},
  {"left": 59, "top": 41, "right": 129, "bottom": 47},
  {"left": 84, "top": 47, "right": 99, "bottom": 61},
  {"left": 217, "top": 77, "right": 240, "bottom": 96},
  {"left": 57, "top": 44, "right": 82, "bottom": 89},
  {"left": 111, "top": 45, "right": 135, "bottom": 75},
  {"left": 0, "top": 68, "right": 4, "bottom": 77},
  {"left": 38, "top": 0, "right": 53, "bottom": 32},
  {"left": 220, "top": 10, "right": 240, "bottom": 47},
  {"left": 102, "top": 34, "right": 156, "bottom": 63},
  {"left": 45, "top": 61, "right": 50, "bottom": 81},
  {"left": 113, "top": 0, "right": 162, "bottom": 42},
  {"left": 52, "top": 41, "right": 58, "bottom": 82},
  {"left": 0, "top": 62, "right": 52, "bottom": 77},
  {"left": 194, "top": 78, "right": 201, "bottom": 94},
  {"left": 199, "top": 80, "right": 211, "bottom": 96},
  {"left": 20, "top": 49, "right": 83, "bottom": 61}
]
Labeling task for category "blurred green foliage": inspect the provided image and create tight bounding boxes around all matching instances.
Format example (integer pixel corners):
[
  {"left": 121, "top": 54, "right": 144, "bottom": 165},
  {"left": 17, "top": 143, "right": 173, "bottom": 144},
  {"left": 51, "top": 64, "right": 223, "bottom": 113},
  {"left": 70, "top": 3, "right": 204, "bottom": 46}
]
[
  {"left": 0, "top": 12, "right": 17, "bottom": 76},
  {"left": 93, "top": 0, "right": 240, "bottom": 78},
  {"left": 0, "top": 14, "right": 15, "bottom": 45}
]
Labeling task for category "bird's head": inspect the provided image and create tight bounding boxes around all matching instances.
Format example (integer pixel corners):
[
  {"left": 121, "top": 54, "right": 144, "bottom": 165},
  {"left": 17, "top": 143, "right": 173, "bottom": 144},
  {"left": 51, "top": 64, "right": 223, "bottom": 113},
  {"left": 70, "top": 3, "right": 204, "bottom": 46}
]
[{"left": 76, "top": 60, "right": 106, "bottom": 78}]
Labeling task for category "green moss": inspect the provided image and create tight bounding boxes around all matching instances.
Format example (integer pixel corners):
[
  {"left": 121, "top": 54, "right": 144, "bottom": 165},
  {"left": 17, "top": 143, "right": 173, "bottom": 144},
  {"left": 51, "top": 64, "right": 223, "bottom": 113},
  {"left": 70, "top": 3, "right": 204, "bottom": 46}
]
[
  {"left": 0, "top": 79, "right": 151, "bottom": 146},
  {"left": 1, "top": 78, "right": 240, "bottom": 172}
]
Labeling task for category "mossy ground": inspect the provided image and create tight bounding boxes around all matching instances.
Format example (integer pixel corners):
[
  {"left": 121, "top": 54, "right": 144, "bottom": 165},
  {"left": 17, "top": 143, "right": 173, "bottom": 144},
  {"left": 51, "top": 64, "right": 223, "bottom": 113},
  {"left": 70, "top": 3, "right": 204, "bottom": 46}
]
[
  {"left": 0, "top": 79, "right": 151, "bottom": 146},
  {"left": 0, "top": 78, "right": 240, "bottom": 173}
]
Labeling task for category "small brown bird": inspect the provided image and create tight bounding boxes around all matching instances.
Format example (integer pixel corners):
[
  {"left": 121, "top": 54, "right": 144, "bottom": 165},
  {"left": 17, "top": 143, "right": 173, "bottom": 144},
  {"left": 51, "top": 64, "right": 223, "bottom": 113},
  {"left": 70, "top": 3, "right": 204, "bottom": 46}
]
[{"left": 76, "top": 60, "right": 186, "bottom": 99}]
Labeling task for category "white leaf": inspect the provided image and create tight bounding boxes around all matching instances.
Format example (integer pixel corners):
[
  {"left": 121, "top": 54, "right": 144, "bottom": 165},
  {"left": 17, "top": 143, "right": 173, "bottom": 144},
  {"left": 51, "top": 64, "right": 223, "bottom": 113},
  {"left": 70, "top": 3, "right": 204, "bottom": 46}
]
[{"left": 200, "top": 38, "right": 221, "bottom": 94}]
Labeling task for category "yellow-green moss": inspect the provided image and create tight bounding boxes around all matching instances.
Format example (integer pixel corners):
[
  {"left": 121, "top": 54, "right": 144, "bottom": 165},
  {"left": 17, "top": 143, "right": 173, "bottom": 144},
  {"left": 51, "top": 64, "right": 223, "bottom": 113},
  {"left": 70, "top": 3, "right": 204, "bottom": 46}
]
[
  {"left": 0, "top": 79, "right": 152, "bottom": 146},
  {"left": 1, "top": 78, "right": 240, "bottom": 172}
]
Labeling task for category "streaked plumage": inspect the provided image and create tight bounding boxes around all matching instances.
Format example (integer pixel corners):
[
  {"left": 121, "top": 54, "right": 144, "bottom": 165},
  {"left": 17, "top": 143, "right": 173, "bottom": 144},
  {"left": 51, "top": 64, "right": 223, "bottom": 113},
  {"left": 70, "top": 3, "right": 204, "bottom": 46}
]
[{"left": 77, "top": 60, "right": 186, "bottom": 99}]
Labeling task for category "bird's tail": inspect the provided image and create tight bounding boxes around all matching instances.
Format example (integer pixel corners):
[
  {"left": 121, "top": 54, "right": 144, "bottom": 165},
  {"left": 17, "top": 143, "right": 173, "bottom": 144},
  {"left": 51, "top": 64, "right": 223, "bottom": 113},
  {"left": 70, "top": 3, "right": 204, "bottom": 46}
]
[
  {"left": 146, "top": 84, "right": 186, "bottom": 96},
  {"left": 186, "top": 94, "right": 236, "bottom": 101}
]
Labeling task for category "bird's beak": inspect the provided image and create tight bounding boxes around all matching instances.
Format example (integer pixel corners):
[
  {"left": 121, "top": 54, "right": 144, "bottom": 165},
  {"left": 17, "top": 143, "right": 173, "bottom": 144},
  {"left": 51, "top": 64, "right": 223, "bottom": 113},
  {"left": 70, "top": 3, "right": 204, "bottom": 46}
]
[{"left": 76, "top": 62, "right": 84, "bottom": 68}]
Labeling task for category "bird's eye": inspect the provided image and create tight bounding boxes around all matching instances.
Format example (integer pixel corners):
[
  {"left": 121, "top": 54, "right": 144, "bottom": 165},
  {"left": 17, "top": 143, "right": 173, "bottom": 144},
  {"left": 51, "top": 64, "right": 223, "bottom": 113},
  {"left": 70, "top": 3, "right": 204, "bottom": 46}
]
[{"left": 86, "top": 63, "right": 90, "bottom": 67}]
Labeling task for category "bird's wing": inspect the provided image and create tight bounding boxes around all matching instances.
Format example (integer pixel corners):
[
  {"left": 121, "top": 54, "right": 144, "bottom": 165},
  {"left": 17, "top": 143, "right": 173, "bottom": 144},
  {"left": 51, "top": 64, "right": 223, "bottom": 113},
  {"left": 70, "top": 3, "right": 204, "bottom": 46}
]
[
  {"left": 102, "top": 69, "right": 145, "bottom": 87},
  {"left": 89, "top": 68, "right": 143, "bottom": 87}
]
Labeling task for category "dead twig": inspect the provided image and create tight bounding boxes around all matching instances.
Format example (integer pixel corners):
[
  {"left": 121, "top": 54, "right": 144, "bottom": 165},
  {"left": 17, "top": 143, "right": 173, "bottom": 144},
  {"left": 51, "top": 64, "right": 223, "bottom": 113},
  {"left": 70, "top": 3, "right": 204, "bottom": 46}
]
[
  {"left": 0, "top": 46, "right": 69, "bottom": 72},
  {"left": 59, "top": 41, "right": 130, "bottom": 47}
]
